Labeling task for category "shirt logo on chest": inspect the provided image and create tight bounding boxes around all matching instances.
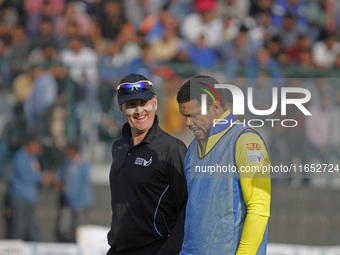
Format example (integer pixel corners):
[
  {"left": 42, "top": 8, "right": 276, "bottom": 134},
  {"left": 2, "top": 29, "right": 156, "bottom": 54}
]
[{"left": 134, "top": 156, "right": 153, "bottom": 166}]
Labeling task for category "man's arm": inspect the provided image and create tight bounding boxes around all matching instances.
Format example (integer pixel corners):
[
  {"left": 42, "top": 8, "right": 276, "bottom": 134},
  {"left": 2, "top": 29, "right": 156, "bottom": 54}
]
[
  {"left": 157, "top": 141, "right": 188, "bottom": 255},
  {"left": 235, "top": 132, "right": 271, "bottom": 255}
]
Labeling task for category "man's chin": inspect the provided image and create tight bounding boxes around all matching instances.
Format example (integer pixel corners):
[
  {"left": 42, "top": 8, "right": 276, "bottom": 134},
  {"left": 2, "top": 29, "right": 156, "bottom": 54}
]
[{"left": 194, "top": 132, "right": 207, "bottom": 141}]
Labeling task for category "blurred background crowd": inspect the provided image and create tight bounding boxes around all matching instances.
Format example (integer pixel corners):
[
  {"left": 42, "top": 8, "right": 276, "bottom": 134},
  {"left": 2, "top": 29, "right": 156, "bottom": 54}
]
[
  {"left": 0, "top": 0, "right": 340, "bottom": 181},
  {"left": 1, "top": 0, "right": 340, "bottom": 244}
]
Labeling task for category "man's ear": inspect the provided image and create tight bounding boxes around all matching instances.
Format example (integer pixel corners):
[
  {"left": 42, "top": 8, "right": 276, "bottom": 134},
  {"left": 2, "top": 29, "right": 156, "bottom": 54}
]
[
  {"left": 208, "top": 101, "right": 223, "bottom": 117},
  {"left": 153, "top": 96, "right": 158, "bottom": 111},
  {"left": 119, "top": 105, "right": 124, "bottom": 116}
]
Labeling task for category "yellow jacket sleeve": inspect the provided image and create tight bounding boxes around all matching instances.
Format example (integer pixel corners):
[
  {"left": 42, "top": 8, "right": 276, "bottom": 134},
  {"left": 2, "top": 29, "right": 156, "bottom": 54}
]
[{"left": 235, "top": 131, "right": 271, "bottom": 255}]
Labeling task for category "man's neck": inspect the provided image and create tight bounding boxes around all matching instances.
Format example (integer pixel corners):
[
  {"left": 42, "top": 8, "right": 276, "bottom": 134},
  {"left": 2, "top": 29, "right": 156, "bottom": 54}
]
[
  {"left": 132, "top": 131, "right": 148, "bottom": 146},
  {"left": 197, "top": 134, "right": 209, "bottom": 156},
  {"left": 197, "top": 109, "right": 230, "bottom": 157}
]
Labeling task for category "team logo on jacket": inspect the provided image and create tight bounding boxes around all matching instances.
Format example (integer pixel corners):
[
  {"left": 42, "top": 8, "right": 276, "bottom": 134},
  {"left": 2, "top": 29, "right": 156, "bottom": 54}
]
[
  {"left": 134, "top": 157, "right": 153, "bottom": 166},
  {"left": 246, "top": 143, "right": 261, "bottom": 150},
  {"left": 248, "top": 151, "right": 263, "bottom": 163}
]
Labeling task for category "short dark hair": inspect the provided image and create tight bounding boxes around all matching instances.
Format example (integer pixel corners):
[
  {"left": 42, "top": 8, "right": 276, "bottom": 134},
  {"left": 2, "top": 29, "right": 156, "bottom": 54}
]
[{"left": 177, "top": 75, "right": 226, "bottom": 107}]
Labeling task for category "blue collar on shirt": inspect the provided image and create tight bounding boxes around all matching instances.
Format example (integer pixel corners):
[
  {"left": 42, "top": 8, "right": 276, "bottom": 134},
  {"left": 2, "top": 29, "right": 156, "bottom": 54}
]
[{"left": 209, "top": 111, "right": 238, "bottom": 137}]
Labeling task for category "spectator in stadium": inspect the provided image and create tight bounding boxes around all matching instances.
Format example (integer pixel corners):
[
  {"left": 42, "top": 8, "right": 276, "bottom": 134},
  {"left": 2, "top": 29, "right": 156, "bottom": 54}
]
[
  {"left": 222, "top": 24, "right": 259, "bottom": 79},
  {"left": 98, "top": 0, "right": 126, "bottom": 41},
  {"left": 220, "top": 24, "right": 259, "bottom": 65},
  {"left": 27, "top": 41, "right": 67, "bottom": 137},
  {"left": 54, "top": 141, "right": 93, "bottom": 243},
  {"left": 123, "top": 0, "right": 158, "bottom": 29},
  {"left": 219, "top": 14, "right": 240, "bottom": 43},
  {"left": 156, "top": 67, "right": 186, "bottom": 136},
  {"left": 100, "top": 40, "right": 127, "bottom": 69},
  {"left": 25, "top": 1, "right": 58, "bottom": 36},
  {"left": 55, "top": 1, "right": 93, "bottom": 38},
  {"left": 89, "top": 21, "right": 110, "bottom": 57},
  {"left": 286, "top": 35, "right": 313, "bottom": 63},
  {"left": 265, "top": 36, "right": 290, "bottom": 66},
  {"left": 217, "top": 0, "right": 250, "bottom": 22},
  {"left": 251, "top": 10, "right": 278, "bottom": 45},
  {"left": 29, "top": 17, "right": 59, "bottom": 51},
  {"left": 24, "top": 64, "right": 58, "bottom": 137},
  {"left": 59, "top": 35, "right": 99, "bottom": 102},
  {"left": 0, "top": 40, "right": 12, "bottom": 89},
  {"left": 306, "top": 0, "right": 336, "bottom": 38},
  {"left": 144, "top": 4, "right": 179, "bottom": 44},
  {"left": 188, "top": 35, "right": 218, "bottom": 69},
  {"left": 149, "top": 21, "right": 181, "bottom": 63},
  {"left": 277, "top": 14, "right": 306, "bottom": 50},
  {"left": 297, "top": 49, "right": 315, "bottom": 70},
  {"left": 177, "top": 74, "right": 271, "bottom": 254},
  {"left": 180, "top": 1, "right": 223, "bottom": 49},
  {"left": 249, "top": 0, "right": 273, "bottom": 17},
  {"left": 0, "top": 19, "right": 11, "bottom": 46},
  {"left": 165, "top": 0, "right": 194, "bottom": 22},
  {"left": 98, "top": 37, "right": 140, "bottom": 83},
  {"left": 246, "top": 47, "right": 282, "bottom": 78},
  {"left": 8, "top": 136, "right": 53, "bottom": 241},
  {"left": 0, "top": 103, "right": 27, "bottom": 179},
  {"left": 57, "top": 20, "right": 89, "bottom": 50},
  {"left": 171, "top": 40, "right": 192, "bottom": 66},
  {"left": 12, "top": 70, "right": 32, "bottom": 103},
  {"left": 116, "top": 24, "right": 143, "bottom": 65},
  {"left": 106, "top": 73, "right": 187, "bottom": 255},
  {"left": 312, "top": 32, "right": 340, "bottom": 69},
  {"left": 23, "top": 0, "right": 64, "bottom": 17},
  {"left": 7, "top": 25, "right": 31, "bottom": 80},
  {"left": 333, "top": 53, "right": 340, "bottom": 71},
  {"left": 271, "top": 0, "right": 308, "bottom": 29},
  {"left": 0, "top": 0, "right": 19, "bottom": 31},
  {"left": 28, "top": 41, "right": 60, "bottom": 69},
  {"left": 127, "top": 43, "right": 156, "bottom": 78}
]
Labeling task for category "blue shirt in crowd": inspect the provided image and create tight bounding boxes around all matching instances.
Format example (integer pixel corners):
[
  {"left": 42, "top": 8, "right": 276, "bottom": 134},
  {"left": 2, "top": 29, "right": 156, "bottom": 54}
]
[
  {"left": 10, "top": 147, "right": 42, "bottom": 203},
  {"left": 56, "top": 156, "right": 93, "bottom": 210}
]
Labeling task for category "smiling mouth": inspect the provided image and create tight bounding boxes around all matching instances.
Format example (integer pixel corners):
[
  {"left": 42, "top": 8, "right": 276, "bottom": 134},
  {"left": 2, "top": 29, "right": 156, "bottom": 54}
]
[{"left": 135, "top": 115, "right": 147, "bottom": 121}]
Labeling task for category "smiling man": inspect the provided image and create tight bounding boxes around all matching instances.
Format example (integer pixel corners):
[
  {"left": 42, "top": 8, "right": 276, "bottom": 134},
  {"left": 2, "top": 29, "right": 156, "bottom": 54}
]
[
  {"left": 106, "top": 74, "right": 187, "bottom": 255},
  {"left": 177, "top": 75, "right": 271, "bottom": 255}
]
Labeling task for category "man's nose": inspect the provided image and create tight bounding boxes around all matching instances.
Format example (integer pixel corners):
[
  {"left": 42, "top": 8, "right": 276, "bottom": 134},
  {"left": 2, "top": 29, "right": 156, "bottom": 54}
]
[
  {"left": 184, "top": 117, "right": 192, "bottom": 127},
  {"left": 135, "top": 105, "right": 144, "bottom": 114}
]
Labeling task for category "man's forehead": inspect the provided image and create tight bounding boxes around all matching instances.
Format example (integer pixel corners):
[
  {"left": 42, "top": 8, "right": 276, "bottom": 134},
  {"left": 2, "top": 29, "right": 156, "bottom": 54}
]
[
  {"left": 124, "top": 98, "right": 148, "bottom": 105},
  {"left": 179, "top": 100, "right": 201, "bottom": 112},
  {"left": 188, "top": 99, "right": 201, "bottom": 108}
]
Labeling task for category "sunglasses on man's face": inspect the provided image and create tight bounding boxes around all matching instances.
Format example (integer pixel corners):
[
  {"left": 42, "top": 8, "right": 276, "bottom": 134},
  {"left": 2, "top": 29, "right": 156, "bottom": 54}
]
[{"left": 116, "top": 80, "right": 153, "bottom": 94}]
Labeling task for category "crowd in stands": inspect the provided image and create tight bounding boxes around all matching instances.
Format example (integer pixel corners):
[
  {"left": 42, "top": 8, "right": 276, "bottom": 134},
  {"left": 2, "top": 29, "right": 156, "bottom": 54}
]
[
  {"left": 0, "top": 0, "right": 339, "bottom": 179},
  {"left": 0, "top": 0, "right": 339, "bottom": 83}
]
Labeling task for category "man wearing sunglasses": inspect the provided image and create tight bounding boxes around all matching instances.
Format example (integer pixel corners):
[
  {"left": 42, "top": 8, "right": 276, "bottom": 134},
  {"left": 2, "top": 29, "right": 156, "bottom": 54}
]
[{"left": 106, "top": 74, "right": 188, "bottom": 255}]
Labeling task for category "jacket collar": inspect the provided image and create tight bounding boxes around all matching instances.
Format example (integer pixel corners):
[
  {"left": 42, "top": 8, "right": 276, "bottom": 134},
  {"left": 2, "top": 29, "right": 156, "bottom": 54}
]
[{"left": 209, "top": 110, "right": 237, "bottom": 137}]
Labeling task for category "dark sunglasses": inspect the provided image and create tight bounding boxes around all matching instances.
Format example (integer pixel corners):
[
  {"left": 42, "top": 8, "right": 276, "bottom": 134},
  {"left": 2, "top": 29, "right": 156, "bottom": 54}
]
[{"left": 116, "top": 80, "right": 153, "bottom": 94}]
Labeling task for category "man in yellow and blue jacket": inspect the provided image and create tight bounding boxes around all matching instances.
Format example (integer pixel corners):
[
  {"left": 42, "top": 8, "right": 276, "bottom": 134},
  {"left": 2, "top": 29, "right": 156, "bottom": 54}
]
[{"left": 177, "top": 75, "right": 271, "bottom": 255}]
